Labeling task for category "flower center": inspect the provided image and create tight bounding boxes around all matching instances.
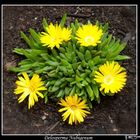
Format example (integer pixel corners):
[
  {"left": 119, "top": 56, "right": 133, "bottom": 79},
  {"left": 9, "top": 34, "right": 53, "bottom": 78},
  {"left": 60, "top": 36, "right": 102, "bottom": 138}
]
[
  {"left": 51, "top": 37, "right": 56, "bottom": 42},
  {"left": 85, "top": 36, "right": 94, "bottom": 44},
  {"left": 104, "top": 75, "right": 114, "bottom": 85},
  {"left": 70, "top": 105, "right": 77, "bottom": 110},
  {"left": 29, "top": 83, "right": 36, "bottom": 93}
]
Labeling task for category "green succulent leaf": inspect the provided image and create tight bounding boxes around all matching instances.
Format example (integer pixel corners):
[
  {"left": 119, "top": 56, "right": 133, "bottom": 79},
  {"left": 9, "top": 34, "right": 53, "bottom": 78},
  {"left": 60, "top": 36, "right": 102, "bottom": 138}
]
[
  {"left": 70, "top": 85, "right": 76, "bottom": 96},
  {"left": 44, "top": 91, "right": 48, "bottom": 103},
  {"left": 74, "top": 19, "right": 80, "bottom": 29},
  {"left": 113, "top": 55, "right": 131, "bottom": 60},
  {"left": 57, "top": 89, "right": 65, "bottom": 98},
  {"left": 29, "top": 28, "right": 41, "bottom": 44},
  {"left": 59, "top": 13, "right": 67, "bottom": 27},
  {"left": 77, "top": 51, "right": 85, "bottom": 61},
  {"left": 85, "top": 50, "right": 92, "bottom": 62},
  {"left": 21, "top": 31, "right": 34, "bottom": 48},
  {"left": 91, "top": 84, "right": 100, "bottom": 103},
  {"left": 42, "top": 18, "right": 48, "bottom": 32},
  {"left": 86, "top": 85, "right": 94, "bottom": 101}
]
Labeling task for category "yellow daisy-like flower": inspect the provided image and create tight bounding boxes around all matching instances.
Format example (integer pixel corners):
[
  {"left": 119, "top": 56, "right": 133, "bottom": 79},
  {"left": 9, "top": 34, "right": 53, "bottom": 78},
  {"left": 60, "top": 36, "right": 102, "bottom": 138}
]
[
  {"left": 40, "top": 23, "right": 71, "bottom": 49},
  {"left": 61, "top": 27, "right": 72, "bottom": 42},
  {"left": 40, "top": 23, "right": 62, "bottom": 49},
  {"left": 94, "top": 61, "right": 127, "bottom": 94},
  {"left": 14, "top": 72, "right": 47, "bottom": 109},
  {"left": 76, "top": 24, "right": 103, "bottom": 47},
  {"left": 58, "top": 94, "right": 90, "bottom": 125}
]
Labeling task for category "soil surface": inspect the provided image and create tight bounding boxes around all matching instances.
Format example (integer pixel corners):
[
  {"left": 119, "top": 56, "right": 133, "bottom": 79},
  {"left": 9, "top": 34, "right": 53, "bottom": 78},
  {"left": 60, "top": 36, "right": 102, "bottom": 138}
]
[{"left": 3, "top": 6, "right": 136, "bottom": 134}]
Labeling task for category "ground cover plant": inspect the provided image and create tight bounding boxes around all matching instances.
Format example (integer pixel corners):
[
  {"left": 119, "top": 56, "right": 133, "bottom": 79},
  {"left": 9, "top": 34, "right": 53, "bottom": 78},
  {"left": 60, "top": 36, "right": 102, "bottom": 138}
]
[
  {"left": 3, "top": 6, "right": 136, "bottom": 134},
  {"left": 9, "top": 14, "right": 129, "bottom": 125}
]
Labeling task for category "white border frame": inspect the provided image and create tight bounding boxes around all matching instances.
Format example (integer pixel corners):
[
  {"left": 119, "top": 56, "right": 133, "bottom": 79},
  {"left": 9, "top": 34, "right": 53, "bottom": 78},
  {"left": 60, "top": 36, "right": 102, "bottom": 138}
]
[{"left": 1, "top": 4, "right": 138, "bottom": 136}]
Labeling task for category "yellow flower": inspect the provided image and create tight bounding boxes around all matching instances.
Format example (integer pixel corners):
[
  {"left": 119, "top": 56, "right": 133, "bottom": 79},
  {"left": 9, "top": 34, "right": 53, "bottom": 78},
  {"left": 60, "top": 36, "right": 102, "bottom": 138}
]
[
  {"left": 14, "top": 72, "right": 47, "bottom": 109},
  {"left": 40, "top": 23, "right": 71, "bottom": 49},
  {"left": 58, "top": 94, "right": 90, "bottom": 125},
  {"left": 40, "top": 23, "right": 62, "bottom": 49},
  {"left": 94, "top": 61, "right": 127, "bottom": 94},
  {"left": 76, "top": 24, "right": 103, "bottom": 47},
  {"left": 61, "top": 27, "right": 72, "bottom": 42}
]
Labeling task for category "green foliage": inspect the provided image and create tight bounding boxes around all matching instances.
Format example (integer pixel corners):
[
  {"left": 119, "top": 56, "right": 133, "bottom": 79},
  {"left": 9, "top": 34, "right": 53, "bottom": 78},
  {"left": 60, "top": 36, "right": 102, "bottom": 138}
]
[
  {"left": 59, "top": 13, "right": 67, "bottom": 27},
  {"left": 9, "top": 14, "right": 129, "bottom": 108}
]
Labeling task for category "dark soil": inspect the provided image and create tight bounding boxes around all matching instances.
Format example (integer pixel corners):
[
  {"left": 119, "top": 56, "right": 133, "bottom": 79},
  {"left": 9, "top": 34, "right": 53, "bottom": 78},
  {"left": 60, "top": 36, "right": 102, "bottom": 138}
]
[{"left": 3, "top": 6, "right": 136, "bottom": 134}]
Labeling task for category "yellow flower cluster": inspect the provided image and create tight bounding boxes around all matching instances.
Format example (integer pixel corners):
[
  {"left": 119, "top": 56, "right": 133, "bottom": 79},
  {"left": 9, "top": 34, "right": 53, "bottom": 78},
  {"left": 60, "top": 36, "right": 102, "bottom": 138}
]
[
  {"left": 40, "top": 23, "right": 103, "bottom": 49},
  {"left": 40, "top": 23, "right": 71, "bottom": 49},
  {"left": 13, "top": 18, "right": 128, "bottom": 126}
]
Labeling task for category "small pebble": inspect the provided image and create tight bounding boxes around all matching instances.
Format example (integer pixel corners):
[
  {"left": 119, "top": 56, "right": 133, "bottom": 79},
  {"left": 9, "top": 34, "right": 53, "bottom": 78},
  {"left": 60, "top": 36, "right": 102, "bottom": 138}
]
[
  {"left": 113, "top": 128, "right": 118, "bottom": 132},
  {"left": 132, "top": 36, "right": 135, "bottom": 40},
  {"left": 41, "top": 115, "right": 47, "bottom": 120},
  {"left": 9, "top": 26, "right": 13, "bottom": 30},
  {"left": 108, "top": 115, "right": 114, "bottom": 124},
  {"left": 39, "top": 6, "right": 43, "bottom": 9},
  {"left": 19, "top": 17, "right": 24, "bottom": 21},
  {"left": 34, "top": 17, "right": 38, "bottom": 20}
]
